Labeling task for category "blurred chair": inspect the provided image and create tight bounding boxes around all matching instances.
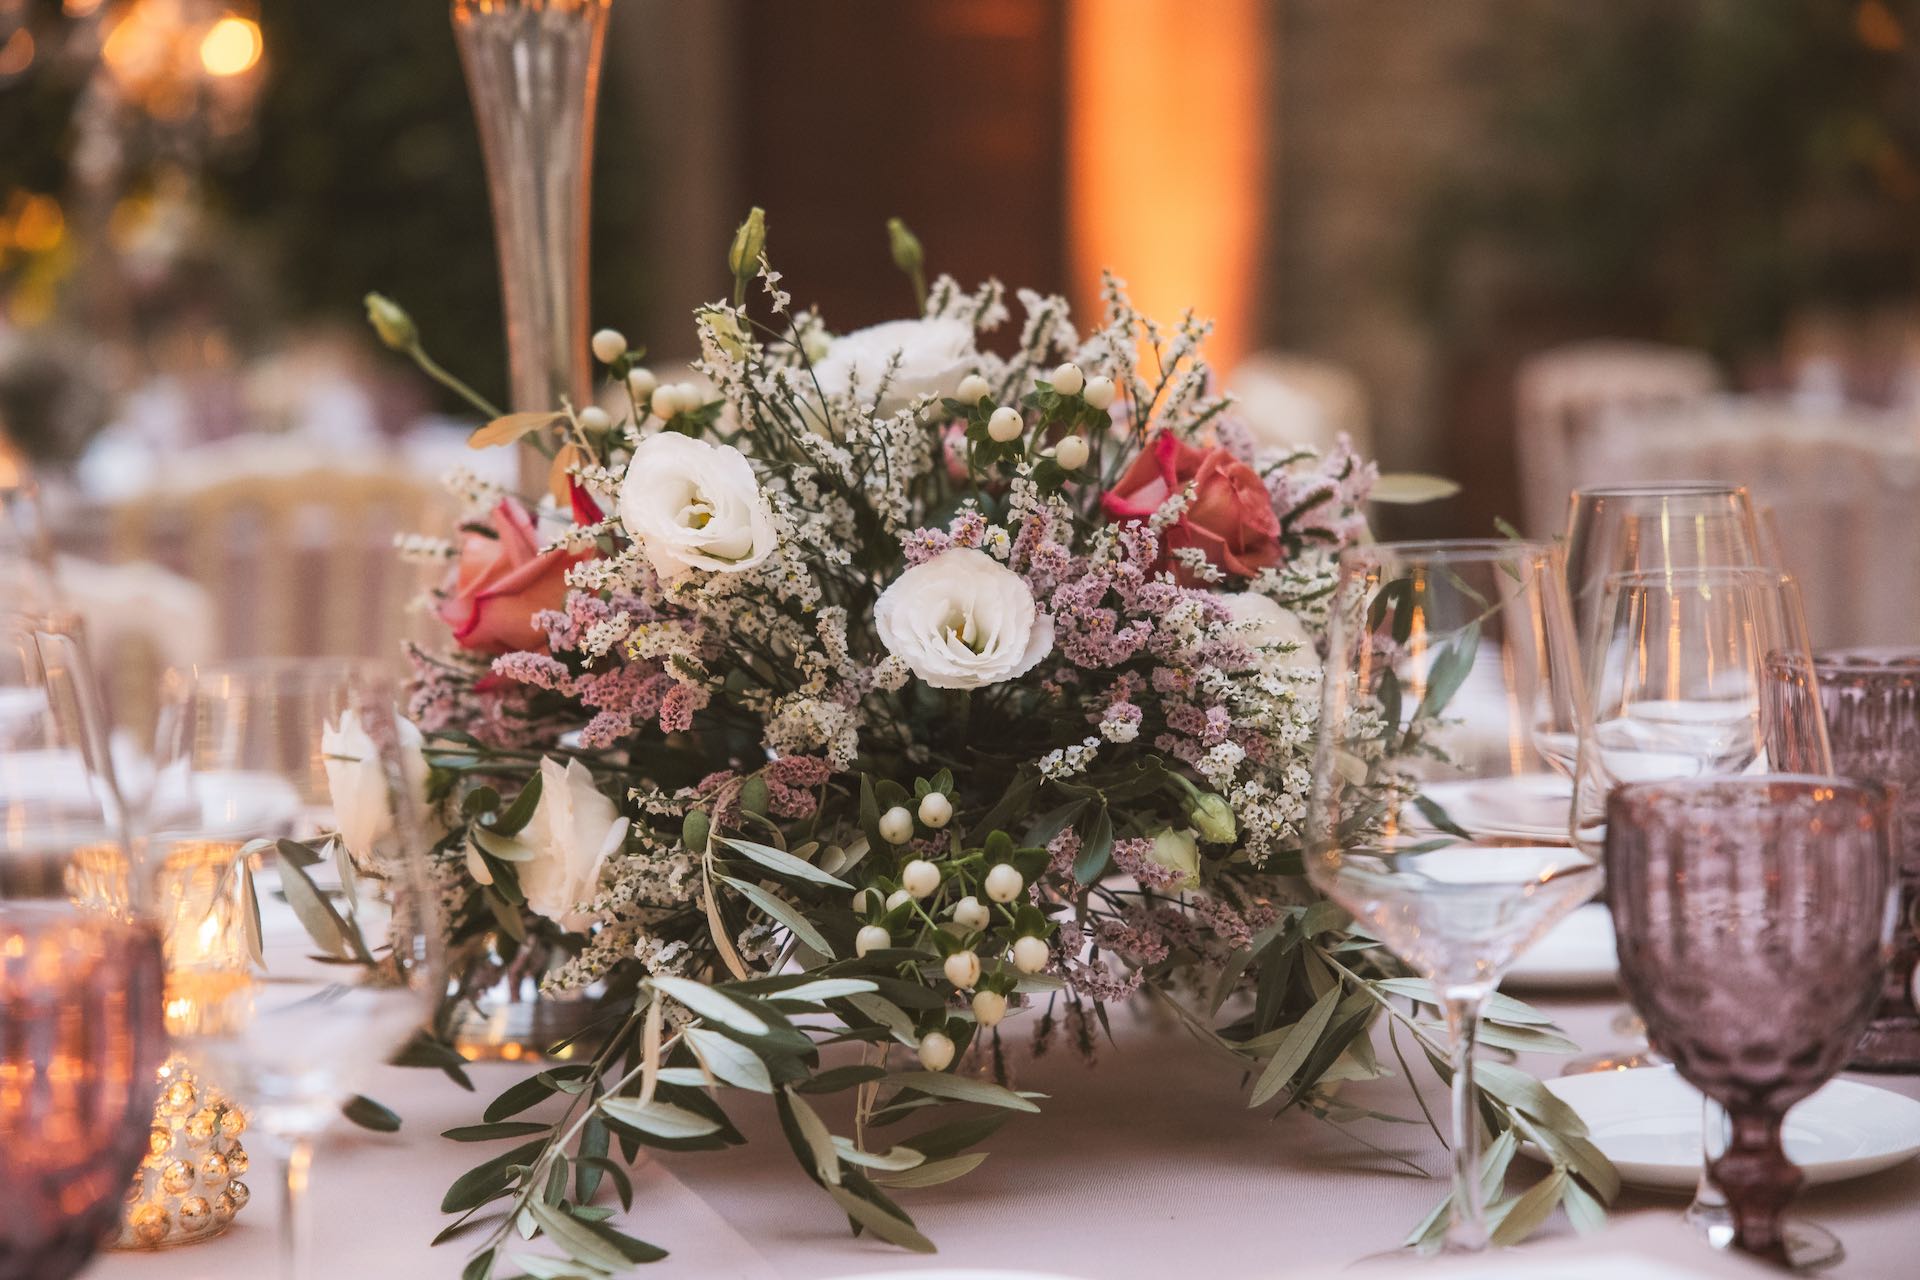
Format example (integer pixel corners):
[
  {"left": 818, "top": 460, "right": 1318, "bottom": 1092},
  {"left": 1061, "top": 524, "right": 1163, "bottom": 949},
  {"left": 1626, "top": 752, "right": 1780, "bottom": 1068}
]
[
  {"left": 108, "top": 463, "right": 448, "bottom": 664},
  {"left": 1226, "top": 352, "right": 1372, "bottom": 459},
  {"left": 1579, "top": 397, "right": 1920, "bottom": 647},
  {"left": 1514, "top": 341, "right": 1720, "bottom": 535}
]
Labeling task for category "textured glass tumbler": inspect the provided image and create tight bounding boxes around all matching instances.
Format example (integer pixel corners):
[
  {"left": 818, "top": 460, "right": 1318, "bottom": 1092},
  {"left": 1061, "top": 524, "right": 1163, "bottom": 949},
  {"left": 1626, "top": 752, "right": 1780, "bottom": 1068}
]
[
  {"left": 1607, "top": 777, "right": 1896, "bottom": 1267},
  {"left": 1809, "top": 649, "right": 1920, "bottom": 1071}
]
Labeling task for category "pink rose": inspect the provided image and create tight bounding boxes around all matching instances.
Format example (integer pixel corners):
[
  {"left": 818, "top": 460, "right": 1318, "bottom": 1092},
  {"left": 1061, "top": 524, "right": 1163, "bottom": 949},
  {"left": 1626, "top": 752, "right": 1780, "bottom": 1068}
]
[
  {"left": 1101, "top": 432, "right": 1282, "bottom": 585},
  {"left": 438, "top": 498, "right": 589, "bottom": 654}
]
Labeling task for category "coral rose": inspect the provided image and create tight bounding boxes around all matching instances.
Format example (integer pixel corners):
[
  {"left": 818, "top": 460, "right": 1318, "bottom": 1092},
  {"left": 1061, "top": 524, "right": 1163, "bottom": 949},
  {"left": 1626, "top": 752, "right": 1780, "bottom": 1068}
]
[
  {"left": 1101, "top": 432, "right": 1283, "bottom": 584},
  {"left": 438, "top": 497, "right": 587, "bottom": 654}
]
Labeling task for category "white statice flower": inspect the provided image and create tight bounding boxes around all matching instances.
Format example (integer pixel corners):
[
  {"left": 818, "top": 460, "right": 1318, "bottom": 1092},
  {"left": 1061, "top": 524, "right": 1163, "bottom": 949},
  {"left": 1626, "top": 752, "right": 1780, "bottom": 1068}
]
[
  {"left": 322, "top": 710, "right": 430, "bottom": 862},
  {"left": 874, "top": 548, "right": 1054, "bottom": 690},
  {"left": 618, "top": 433, "right": 776, "bottom": 581},
  {"left": 807, "top": 317, "right": 977, "bottom": 417},
  {"left": 515, "top": 757, "right": 630, "bottom": 934},
  {"left": 1220, "top": 592, "right": 1320, "bottom": 672}
]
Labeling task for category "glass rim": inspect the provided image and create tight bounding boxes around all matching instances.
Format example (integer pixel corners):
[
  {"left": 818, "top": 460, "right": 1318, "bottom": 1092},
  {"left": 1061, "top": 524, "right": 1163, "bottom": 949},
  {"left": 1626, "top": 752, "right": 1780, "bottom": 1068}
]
[
  {"left": 1610, "top": 773, "right": 1894, "bottom": 815},
  {"left": 1570, "top": 481, "right": 1748, "bottom": 500},
  {"left": 1812, "top": 646, "right": 1920, "bottom": 676},
  {"left": 1339, "top": 537, "right": 1558, "bottom": 566},
  {"left": 1599, "top": 565, "right": 1787, "bottom": 590}
]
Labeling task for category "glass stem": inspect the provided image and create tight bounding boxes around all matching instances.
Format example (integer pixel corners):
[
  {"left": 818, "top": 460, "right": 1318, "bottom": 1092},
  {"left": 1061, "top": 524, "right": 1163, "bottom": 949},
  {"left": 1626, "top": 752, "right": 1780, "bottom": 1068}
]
[
  {"left": 277, "top": 1138, "right": 314, "bottom": 1280},
  {"left": 1686, "top": 1096, "right": 1735, "bottom": 1248},
  {"left": 1441, "top": 988, "right": 1493, "bottom": 1254}
]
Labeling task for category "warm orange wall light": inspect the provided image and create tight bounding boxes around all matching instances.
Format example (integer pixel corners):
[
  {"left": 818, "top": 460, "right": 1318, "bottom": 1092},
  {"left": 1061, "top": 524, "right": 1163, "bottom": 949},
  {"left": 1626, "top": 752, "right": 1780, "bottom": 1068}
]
[{"left": 1066, "top": 0, "right": 1269, "bottom": 376}]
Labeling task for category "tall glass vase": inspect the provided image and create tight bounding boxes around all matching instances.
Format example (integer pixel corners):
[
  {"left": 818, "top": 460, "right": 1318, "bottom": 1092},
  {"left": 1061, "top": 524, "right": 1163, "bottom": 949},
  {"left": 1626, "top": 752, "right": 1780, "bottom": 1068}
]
[
  {"left": 449, "top": 0, "right": 611, "bottom": 1058},
  {"left": 452, "top": 0, "right": 610, "bottom": 432}
]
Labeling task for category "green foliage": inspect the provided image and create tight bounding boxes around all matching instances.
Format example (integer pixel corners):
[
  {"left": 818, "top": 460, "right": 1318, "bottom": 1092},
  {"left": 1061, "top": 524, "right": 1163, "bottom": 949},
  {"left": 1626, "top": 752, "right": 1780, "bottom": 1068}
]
[{"left": 1418, "top": 0, "right": 1920, "bottom": 359}]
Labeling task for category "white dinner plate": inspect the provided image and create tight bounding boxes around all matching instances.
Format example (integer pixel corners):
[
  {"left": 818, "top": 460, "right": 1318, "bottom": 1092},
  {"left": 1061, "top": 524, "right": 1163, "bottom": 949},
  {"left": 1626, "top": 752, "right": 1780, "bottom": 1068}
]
[
  {"left": 1502, "top": 902, "right": 1618, "bottom": 992},
  {"left": 1417, "top": 775, "right": 1573, "bottom": 843},
  {"left": 1530, "top": 1066, "right": 1920, "bottom": 1191}
]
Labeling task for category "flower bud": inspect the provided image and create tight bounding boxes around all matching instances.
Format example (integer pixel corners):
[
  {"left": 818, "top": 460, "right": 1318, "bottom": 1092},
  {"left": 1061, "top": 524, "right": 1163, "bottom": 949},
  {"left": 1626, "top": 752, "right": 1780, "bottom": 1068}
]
[
  {"left": 728, "top": 206, "right": 767, "bottom": 284},
  {"left": 1055, "top": 435, "right": 1089, "bottom": 471},
  {"left": 917, "top": 1029, "right": 956, "bottom": 1071},
  {"left": 887, "top": 216, "right": 924, "bottom": 280},
  {"left": 901, "top": 858, "right": 941, "bottom": 899},
  {"left": 943, "top": 950, "right": 981, "bottom": 990},
  {"left": 879, "top": 805, "right": 915, "bottom": 845},
  {"left": 885, "top": 888, "right": 912, "bottom": 912},
  {"left": 917, "top": 792, "right": 953, "bottom": 829},
  {"left": 1082, "top": 375, "right": 1117, "bottom": 411},
  {"left": 591, "top": 329, "right": 628, "bottom": 365},
  {"left": 576, "top": 405, "right": 612, "bottom": 434},
  {"left": 987, "top": 406, "right": 1024, "bottom": 443},
  {"left": 1185, "top": 792, "right": 1237, "bottom": 844},
  {"left": 951, "top": 895, "right": 990, "bottom": 932},
  {"left": 971, "top": 989, "right": 1008, "bottom": 1027},
  {"left": 650, "top": 385, "right": 681, "bottom": 420},
  {"left": 675, "top": 382, "right": 705, "bottom": 410},
  {"left": 627, "top": 366, "right": 659, "bottom": 402},
  {"left": 1050, "top": 363, "right": 1084, "bottom": 396},
  {"left": 1011, "top": 935, "right": 1049, "bottom": 974},
  {"left": 956, "top": 373, "right": 990, "bottom": 405},
  {"left": 984, "top": 863, "right": 1024, "bottom": 904},
  {"left": 855, "top": 924, "right": 891, "bottom": 958},
  {"left": 363, "top": 293, "right": 417, "bottom": 352}
]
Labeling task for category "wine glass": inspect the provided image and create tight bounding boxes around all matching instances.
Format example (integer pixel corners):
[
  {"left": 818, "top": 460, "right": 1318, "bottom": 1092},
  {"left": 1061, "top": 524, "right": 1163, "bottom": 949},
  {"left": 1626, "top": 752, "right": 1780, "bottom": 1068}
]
[
  {"left": 1563, "top": 483, "right": 1761, "bottom": 661},
  {"left": 0, "top": 616, "right": 168, "bottom": 1280},
  {"left": 1606, "top": 776, "right": 1896, "bottom": 1268},
  {"left": 155, "top": 658, "right": 441, "bottom": 1280},
  {"left": 1309, "top": 539, "right": 1598, "bottom": 1255},
  {"left": 1573, "top": 566, "right": 1840, "bottom": 1265},
  {"left": 1800, "top": 649, "right": 1920, "bottom": 1071}
]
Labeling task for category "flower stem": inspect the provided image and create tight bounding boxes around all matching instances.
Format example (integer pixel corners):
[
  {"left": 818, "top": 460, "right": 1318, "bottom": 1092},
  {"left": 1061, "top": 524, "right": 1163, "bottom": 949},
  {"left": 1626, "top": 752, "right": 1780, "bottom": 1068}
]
[{"left": 407, "top": 344, "right": 504, "bottom": 420}]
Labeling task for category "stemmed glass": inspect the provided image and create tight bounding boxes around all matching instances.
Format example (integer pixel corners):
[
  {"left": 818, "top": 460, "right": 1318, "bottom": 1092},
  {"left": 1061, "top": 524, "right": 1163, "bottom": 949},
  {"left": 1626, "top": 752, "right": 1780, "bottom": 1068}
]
[
  {"left": 1573, "top": 566, "right": 1840, "bottom": 1266},
  {"left": 1563, "top": 483, "right": 1761, "bottom": 658},
  {"left": 154, "top": 659, "right": 441, "bottom": 1280},
  {"left": 1309, "top": 540, "right": 1597, "bottom": 1255},
  {"left": 1801, "top": 649, "right": 1920, "bottom": 1071},
  {"left": 0, "top": 617, "right": 168, "bottom": 1280},
  {"left": 1606, "top": 776, "right": 1896, "bottom": 1267}
]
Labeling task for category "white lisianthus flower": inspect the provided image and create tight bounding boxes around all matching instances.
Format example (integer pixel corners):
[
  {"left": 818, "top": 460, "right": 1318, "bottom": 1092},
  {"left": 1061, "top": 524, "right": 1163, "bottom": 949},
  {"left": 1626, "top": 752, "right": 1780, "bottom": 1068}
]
[
  {"left": 874, "top": 548, "right": 1054, "bottom": 690},
  {"left": 322, "top": 711, "right": 430, "bottom": 861},
  {"left": 807, "top": 317, "right": 976, "bottom": 415},
  {"left": 1220, "top": 592, "right": 1319, "bottom": 672},
  {"left": 518, "top": 757, "right": 630, "bottom": 934},
  {"left": 618, "top": 433, "right": 776, "bottom": 581}
]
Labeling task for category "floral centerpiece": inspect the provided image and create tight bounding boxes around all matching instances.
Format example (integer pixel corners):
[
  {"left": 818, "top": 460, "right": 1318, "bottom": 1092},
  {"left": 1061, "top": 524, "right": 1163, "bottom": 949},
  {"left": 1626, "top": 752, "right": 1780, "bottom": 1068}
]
[{"left": 360, "top": 211, "right": 1616, "bottom": 1276}]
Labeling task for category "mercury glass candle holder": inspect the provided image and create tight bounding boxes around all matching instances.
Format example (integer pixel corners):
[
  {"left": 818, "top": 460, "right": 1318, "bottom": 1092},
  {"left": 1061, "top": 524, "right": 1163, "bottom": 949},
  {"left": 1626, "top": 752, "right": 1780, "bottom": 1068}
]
[
  {"left": 1810, "top": 648, "right": 1920, "bottom": 1072},
  {"left": 115, "top": 1055, "right": 251, "bottom": 1249}
]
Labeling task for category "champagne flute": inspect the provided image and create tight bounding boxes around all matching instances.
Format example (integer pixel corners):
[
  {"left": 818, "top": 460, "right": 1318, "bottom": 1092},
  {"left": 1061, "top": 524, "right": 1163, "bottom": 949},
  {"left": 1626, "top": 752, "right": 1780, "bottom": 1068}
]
[
  {"left": 0, "top": 618, "right": 167, "bottom": 1280},
  {"left": 156, "top": 659, "right": 441, "bottom": 1280},
  {"left": 1309, "top": 539, "right": 1598, "bottom": 1255}
]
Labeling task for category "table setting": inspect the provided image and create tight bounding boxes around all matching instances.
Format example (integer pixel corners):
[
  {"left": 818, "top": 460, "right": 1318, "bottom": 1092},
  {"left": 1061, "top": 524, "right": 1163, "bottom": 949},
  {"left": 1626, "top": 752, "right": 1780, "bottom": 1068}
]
[{"left": 0, "top": 3, "right": 1917, "bottom": 1279}]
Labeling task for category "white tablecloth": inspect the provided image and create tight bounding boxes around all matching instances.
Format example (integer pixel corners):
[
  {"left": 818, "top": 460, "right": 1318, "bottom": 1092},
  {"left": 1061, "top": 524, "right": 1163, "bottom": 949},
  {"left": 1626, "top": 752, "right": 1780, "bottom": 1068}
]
[{"left": 82, "top": 996, "right": 1920, "bottom": 1279}]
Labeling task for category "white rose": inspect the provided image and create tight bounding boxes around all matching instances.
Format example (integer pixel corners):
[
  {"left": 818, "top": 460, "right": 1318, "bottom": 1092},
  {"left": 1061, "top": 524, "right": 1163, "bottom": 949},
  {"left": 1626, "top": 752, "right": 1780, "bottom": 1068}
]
[
  {"left": 807, "top": 318, "right": 977, "bottom": 416},
  {"left": 1220, "top": 592, "right": 1318, "bottom": 672},
  {"left": 1145, "top": 828, "right": 1201, "bottom": 892},
  {"left": 322, "top": 711, "right": 430, "bottom": 861},
  {"left": 618, "top": 433, "right": 776, "bottom": 581},
  {"left": 874, "top": 548, "right": 1054, "bottom": 690},
  {"left": 518, "top": 756, "right": 630, "bottom": 934}
]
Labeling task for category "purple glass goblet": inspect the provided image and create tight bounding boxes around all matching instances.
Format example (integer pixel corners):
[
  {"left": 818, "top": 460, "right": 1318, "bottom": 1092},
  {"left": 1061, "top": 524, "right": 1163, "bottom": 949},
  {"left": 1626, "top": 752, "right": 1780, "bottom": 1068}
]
[
  {"left": 1809, "top": 648, "right": 1920, "bottom": 1070},
  {"left": 1606, "top": 776, "right": 1896, "bottom": 1267}
]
